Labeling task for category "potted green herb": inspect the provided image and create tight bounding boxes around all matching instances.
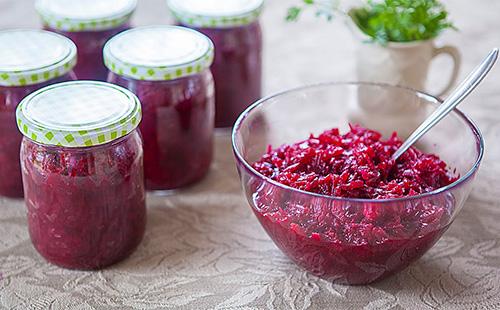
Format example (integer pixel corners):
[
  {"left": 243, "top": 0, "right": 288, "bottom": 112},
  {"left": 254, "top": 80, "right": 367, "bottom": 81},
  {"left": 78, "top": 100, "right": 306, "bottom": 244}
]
[{"left": 288, "top": 0, "right": 461, "bottom": 96}]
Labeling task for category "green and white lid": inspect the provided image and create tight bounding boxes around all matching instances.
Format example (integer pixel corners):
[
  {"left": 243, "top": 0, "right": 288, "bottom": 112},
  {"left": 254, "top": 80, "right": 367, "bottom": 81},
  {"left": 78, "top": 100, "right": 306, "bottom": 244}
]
[
  {"left": 166, "top": 0, "right": 264, "bottom": 28},
  {"left": 35, "top": 0, "right": 137, "bottom": 32},
  {"left": 103, "top": 25, "right": 214, "bottom": 81},
  {"left": 0, "top": 29, "right": 77, "bottom": 87},
  {"left": 17, "top": 81, "right": 142, "bottom": 148}
]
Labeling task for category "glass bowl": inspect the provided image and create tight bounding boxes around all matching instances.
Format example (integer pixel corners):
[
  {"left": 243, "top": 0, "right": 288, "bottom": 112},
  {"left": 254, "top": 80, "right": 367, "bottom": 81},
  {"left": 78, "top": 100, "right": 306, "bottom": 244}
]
[{"left": 232, "top": 82, "right": 483, "bottom": 285}]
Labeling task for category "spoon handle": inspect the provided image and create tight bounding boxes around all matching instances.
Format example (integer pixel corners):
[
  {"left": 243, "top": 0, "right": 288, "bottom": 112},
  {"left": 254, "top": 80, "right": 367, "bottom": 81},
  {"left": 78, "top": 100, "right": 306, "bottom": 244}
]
[{"left": 392, "top": 48, "right": 499, "bottom": 161}]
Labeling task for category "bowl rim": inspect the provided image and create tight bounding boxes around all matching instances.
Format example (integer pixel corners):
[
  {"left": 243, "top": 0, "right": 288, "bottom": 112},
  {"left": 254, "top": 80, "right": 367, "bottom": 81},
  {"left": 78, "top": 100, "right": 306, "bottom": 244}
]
[{"left": 231, "top": 81, "right": 485, "bottom": 203}]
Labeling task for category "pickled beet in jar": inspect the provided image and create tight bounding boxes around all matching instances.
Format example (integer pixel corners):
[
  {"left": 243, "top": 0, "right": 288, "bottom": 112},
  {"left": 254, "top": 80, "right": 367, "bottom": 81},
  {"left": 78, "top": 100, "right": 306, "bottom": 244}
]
[
  {"left": 0, "top": 29, "right": 77, "bottom": 198},
  {"left": 17, "top": 81, "right": 146, "bottom": 270},
  {"left": 104, "top": 26, "right": 215, "bottom": 191},
  {"left": 167, "top": 0, "right": 264, "bottom": 128},
  {"left": 36, "top": 0, "right": 137, "bottom": 81}
]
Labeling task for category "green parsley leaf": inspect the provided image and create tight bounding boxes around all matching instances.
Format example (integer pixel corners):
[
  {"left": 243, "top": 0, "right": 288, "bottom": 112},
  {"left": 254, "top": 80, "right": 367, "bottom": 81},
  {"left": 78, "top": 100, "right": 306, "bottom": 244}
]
[{"left": 286, "top": 0, "right": 457, "bottom": 45}]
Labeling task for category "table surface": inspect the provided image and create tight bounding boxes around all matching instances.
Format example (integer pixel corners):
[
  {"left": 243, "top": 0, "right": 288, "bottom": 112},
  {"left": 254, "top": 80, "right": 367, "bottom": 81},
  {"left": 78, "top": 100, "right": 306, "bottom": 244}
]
[{"left": 1, "top": 0, "right": 500, "bottom": 309}]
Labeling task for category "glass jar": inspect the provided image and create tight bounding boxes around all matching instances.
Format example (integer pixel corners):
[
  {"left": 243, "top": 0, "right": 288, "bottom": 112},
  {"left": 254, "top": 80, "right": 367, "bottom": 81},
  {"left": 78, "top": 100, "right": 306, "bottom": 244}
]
[
  {"left": 35, "top": 0, "right": 137, "bottom": 81},
  {"left": 104, "top": 26, "right": 215, "bottom": 191},
  {"left": 17, "top": 81, "right": 145, "bottom": 270},
  {"left": 167, "top": 0, "right": 264, "bottom": 128},
  {"left": 0, "top": 29, "right": 77, "bottom": 198}
]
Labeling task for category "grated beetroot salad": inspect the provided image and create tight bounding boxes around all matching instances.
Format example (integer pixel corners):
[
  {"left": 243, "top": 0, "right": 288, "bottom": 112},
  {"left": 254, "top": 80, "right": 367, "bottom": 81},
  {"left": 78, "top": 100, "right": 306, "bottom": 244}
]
[
  {"left": 189, "top": 22, "right": 263, "bottom": 128},
  {"left": 21, "top": 132, "right": 146, "bottom": 270},
  {"left": 44, "top": 25, "right": 130, "bottom": 81},
  {"left": 250, "top": 125, "right": 458, "bottom": 284},
  {"left": 253, "top": 124, "right": 457, "bottom": 199}
]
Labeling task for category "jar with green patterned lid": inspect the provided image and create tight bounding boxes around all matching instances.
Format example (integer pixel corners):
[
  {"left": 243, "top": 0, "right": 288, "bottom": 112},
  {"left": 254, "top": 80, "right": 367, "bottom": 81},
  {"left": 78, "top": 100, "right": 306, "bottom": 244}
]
[
  {"left": 0, "top": 29, "right": 77, "bottom": 198},
  {"left": 17, "top": 81, "right": 145, "bottom": 270},
  {"left": 105, "top": 25, "right": 215, "bottom": 192},
  {"left": 36, "top": 0, "right": 138, "bottom": 81},
  {"left": 166, "top": 0, "right": 264, "bottom": 128}
]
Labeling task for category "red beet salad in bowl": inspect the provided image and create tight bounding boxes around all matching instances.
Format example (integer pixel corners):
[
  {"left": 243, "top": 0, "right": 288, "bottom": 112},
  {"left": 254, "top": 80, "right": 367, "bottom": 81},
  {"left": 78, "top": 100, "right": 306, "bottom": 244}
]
[{"left": 232, "top": 82, "right": 483, "bottom": 285}]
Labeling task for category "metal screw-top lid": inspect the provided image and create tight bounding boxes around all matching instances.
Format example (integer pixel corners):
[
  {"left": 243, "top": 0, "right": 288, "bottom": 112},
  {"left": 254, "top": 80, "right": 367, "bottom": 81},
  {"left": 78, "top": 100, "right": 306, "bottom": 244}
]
[
  {"left": 0, "top": 29, "right": 77, "bottom": 87},
  {"left": 103, "top": 25, "right": 214, "bottom": 81},
  {"left": 35, "top": 0, "right": 137, "bottom": 32},
  {"left": 166, "top": 0, "right": 264, "bottom": 28},
  {"left": 17, "top": 81, "right": 142, "bottom": 148}
]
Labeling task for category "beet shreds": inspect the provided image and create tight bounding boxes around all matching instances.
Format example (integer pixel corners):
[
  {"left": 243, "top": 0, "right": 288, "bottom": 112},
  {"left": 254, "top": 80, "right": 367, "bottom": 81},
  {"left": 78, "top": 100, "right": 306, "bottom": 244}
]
[{"left": 253, "top": 124, "right": 457, "bottom": 199}]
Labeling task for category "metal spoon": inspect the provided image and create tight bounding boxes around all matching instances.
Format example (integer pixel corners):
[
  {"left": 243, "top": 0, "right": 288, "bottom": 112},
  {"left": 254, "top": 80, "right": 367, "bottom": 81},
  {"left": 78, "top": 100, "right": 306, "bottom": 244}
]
[{"left": 392, "top": 48, "right": 499, "bottom": 161}]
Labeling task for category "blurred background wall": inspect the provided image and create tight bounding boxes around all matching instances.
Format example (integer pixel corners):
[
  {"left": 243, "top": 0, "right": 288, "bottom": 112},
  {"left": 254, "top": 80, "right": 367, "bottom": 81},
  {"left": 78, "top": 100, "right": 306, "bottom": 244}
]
[{"left": 0, "top": 0, "right": 498, "bottom": 107}]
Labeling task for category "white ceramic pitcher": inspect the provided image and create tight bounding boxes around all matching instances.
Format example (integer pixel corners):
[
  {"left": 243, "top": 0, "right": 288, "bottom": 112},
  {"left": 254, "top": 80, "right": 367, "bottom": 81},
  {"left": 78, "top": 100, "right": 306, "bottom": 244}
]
[
  {"left": 348, "top": 18, "right": 461, "bottom": 97},
  {"left": 347, "top": 19, "right": 461, "bottom": 138}
]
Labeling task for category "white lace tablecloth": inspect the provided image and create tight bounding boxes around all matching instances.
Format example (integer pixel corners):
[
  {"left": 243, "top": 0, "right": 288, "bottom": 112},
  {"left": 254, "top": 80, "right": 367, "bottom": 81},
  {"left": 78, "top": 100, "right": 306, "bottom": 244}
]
[{"left": 1, "top": 0, "right": 500, "bottom": 309}]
